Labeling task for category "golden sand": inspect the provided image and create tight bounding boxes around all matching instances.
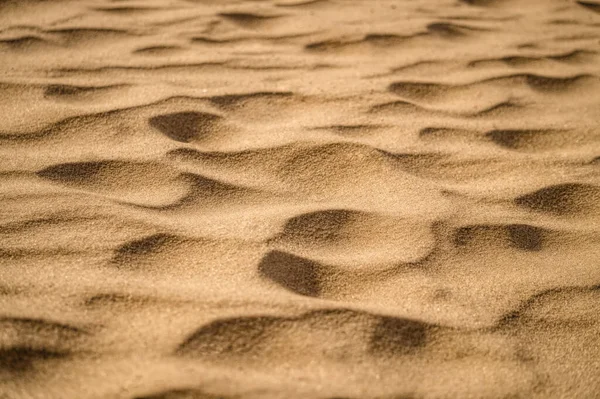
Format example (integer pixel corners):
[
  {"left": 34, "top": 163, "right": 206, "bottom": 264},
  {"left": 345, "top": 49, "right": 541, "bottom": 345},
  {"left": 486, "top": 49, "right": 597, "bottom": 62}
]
[{"left": 1, "top": 0, "right": 600, "bottom": 398}]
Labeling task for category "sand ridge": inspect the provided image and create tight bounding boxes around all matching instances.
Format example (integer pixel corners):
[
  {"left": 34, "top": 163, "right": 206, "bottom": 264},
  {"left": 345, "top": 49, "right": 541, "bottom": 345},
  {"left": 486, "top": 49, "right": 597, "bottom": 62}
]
[{"left": 1, "top": 0, "right": 600, "bottom": 398}]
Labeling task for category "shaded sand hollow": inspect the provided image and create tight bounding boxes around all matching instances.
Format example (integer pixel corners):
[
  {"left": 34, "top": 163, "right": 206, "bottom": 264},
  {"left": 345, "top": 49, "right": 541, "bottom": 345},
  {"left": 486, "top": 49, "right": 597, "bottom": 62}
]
[{"left": 1, "top": 0, "right": 600, "bottom": 398}]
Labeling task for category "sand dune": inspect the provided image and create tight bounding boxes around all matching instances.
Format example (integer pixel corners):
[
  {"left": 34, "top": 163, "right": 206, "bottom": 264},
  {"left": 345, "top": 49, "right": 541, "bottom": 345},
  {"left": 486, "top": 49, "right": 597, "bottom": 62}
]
[{"left": 1, "top": 0, "right": 600, "bottom": 398}]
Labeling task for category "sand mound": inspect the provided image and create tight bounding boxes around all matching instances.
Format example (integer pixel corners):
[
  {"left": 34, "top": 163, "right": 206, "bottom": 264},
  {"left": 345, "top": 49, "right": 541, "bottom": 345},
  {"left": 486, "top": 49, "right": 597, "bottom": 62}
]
[
  {"left": 176, "top": 308, "right": 435, "bottom": 361},
  {"left": 149, "top": 112, "right": 225, "bottom": 144},
  {"left": 515, "top": 183, "right": 600, "bottom": 216},
  {"left": 454, "top": 223, "right": 547, "bottom": 251},
  {"left": 272, "top": 209, "right": 434, "bottom": 266},
  {"left": 258, "top": 250, "right": 323, "bottom": 297},
  {"left": 0, "top": 317, "right": 88, "bottom": 377},
  {"left": 134, "top": 390, "right": 232, "bottom": 399}
]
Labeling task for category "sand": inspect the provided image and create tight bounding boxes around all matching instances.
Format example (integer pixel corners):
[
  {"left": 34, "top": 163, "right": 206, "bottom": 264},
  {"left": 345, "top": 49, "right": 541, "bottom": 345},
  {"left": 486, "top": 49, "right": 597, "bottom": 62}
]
[{"left": 1, "top": 0, "right": 600, "bottom": 398}]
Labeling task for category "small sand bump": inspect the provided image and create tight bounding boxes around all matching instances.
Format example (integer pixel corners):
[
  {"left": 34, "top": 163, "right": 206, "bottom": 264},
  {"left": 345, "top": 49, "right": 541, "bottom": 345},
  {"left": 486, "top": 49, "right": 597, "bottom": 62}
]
[
  {"left": 486, "top": 129, "right": 572, "bottom": 151},
  {"left": 273, "top": 209, "right": 435, "bottom": 266},
  {"left": 176, "top": 315, "right": 284, "bottom": 357},
  {"left": 497, "top": 285, "right": 600, "bottom": 329},
  {"left": 460, "top": 0, "right": 501, "bottom": 5},
  {"left": 219, "top": 12, "right": 282, "bottom": 28},
  {"left": 176, "top": 308, "right": 439, "bottom": 362},
  {"left": 258, "top": 250, "right": 322, "bottom": 297},
  {"left": 523, "top": 74, "right": 595, "bottom": 92},
  {"left": 0, "top": 35, "right": 50, "bottom": 49},
  {"left": 0, "top": 317, "right": 88, "bottom": 374},
  {"left": 0, "top": 317, "right": 87, "bottom": 339},
  {"left": 132, "top": 389, "right": 235, "bottom": 399},
  {"left": 133, "top": 45, "right": 183, "bottom": 55},
  {"left": 368, "top": 316, "right": 431, "bottom": 356},
  {"left": 577, "top": 1, "right": 600, "bottom": 13},
  {"left": 304, "top": 39, "right": 347, "bottom": 51},
  {"left": 36, "top": 161, "right": 176, "bottom": 189},
  {"left": 515, "top": 183, "right": 600, "bottom": 215},
  {"left": 475, "top": 100, "right": 522, "bottom": 117},
  {"left": 388, "top": 81, "right": 451, "bottom": 100},
  {"left": 426, "top": 22, "right": 486, "bottom": 38},
  {"left": 83, "top": 293, "right": 155, "bottom": 308},
  {"left": 304, "top": 32, "right": 423, "bottom": 52},
  {"left": 93, "top": 7, "right": 162, "bottom": 14},
  {"left": 112, "top": 233, "right": 183, "bottom": 264},
  {"left": 313, "top": 124, "right": 387, "bottom": 135},
  {"left": 149, "top": 112, "right": 224, "bottom": 143},
  {"left": 43, "top": 84, "right": 123, "bottom": 98},
  {"left": 369, "top": 100, "right": 435, "bottom": 114},
  {"left": 454, "top": 224, "right": 547, "bottom": 251},
  {"left": 276, "top": 0, "right": 329, "bottom": 7},
  {"left": 208, "top": 91, "right": 294, "bottom": 110},
  {"left": 37, "top": 161, "right": 108, "bottom": 184},
  {"left": 549, "top": 49, "right": 597, "bottom": 63},
  {"left": 0, "top": 347, "right": 69, "bottom": 374}
]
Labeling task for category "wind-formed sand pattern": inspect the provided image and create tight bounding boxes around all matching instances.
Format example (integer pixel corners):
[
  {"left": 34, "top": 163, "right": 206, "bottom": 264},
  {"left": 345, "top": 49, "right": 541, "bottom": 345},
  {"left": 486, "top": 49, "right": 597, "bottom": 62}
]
[{"left": 1, "top": 0, "right": 600, "bottom": 398}]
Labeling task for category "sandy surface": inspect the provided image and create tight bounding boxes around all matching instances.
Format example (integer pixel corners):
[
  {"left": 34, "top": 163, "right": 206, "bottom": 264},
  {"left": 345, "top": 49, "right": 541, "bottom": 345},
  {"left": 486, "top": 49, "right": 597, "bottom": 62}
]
[{"left": 1, "top": 0, "right": 600, "bottom": 398}]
